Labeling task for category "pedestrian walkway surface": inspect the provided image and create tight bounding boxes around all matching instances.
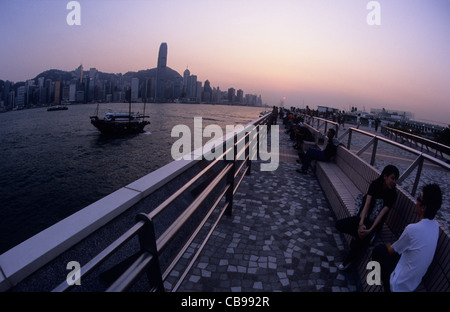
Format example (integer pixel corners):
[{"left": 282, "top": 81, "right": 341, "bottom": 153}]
[{"left": 165, "top": 123, "right": 362, "bottom": 292}]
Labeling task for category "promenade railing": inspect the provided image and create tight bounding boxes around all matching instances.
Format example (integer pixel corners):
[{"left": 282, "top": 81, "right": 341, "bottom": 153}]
[
  {"left": 338, "top": 127, "right": 450, "bottom": 197},
  {"left": 381, "top": 125, "right": 450, "bottom": 163},
  {"left": 301, "top": 113, "right": 449, "bottom": 198},
  {"left": 301, "top": 114, "right": 340, "bottom": 137},
  {"left": 52, "top": 112, "right": 273, "bottom": 292}
]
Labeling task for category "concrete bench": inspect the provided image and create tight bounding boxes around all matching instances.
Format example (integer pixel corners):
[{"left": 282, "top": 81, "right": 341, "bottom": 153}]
[{"left": 315, "top": 145, "right": 450, "bottom": 292}]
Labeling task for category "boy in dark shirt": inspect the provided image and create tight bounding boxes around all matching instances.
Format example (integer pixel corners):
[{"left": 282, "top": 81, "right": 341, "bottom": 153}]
[{"left": 336, "top": 165, "right": 400, "bottom": 270}]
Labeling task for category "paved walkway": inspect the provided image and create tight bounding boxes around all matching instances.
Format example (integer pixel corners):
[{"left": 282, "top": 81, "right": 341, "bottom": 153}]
[{"left": 164, "top": 122, "right": 361, "bottom": 292}]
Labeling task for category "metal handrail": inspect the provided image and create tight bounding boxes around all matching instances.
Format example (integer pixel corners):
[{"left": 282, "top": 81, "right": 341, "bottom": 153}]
[
  {"left": 338, "top": 127, "right": 450, "bottom": 197},
  {"left": 52, "top": 112, "right": 273, "bottom": 292},
  {"left": 300, "top": 113, "right": 339, "bottom": 137},
  {"left": 381, "top": 125, "right": 450, "bottom": 161}
]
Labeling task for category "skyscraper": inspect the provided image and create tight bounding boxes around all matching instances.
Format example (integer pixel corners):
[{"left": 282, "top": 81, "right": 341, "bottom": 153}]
[
  {"left": 157, "top": 42, "right": 168, "bottom": 68},
  {"left": 183, "top": 68, "right": 190, "bottom": 97},
  {"left": 155, "top": 42, "right": 181, "bottom": 101}
]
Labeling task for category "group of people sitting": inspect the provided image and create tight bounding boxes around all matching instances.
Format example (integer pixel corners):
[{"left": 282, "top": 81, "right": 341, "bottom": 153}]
[
  {"left": 337, "top": 166, "right": 442, "bottom": 292},
  {"left": 279, "top": 109, "right": 443, "bottom": 292}
]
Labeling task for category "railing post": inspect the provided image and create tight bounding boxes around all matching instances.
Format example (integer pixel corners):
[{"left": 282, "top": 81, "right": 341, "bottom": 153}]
[
  {"left": 370, "top": 137, "right": 378, "bottom": 166},
  {"left": 347, "top": 128, "right": 353, "bottom": 150},
  {"left": 135, "top": 213, "right": 164, "bottom": 292},
  {"left": 246, "top": 127, "right": 252, "bottom": 176},
  {"left": 225, "top": 134, "right": 236, "bottom": 216},
  {"left": 256, "top": 124, "right": 260, "bottom": 160},
  {"left": 411, "top": 156, "right": 424, "bottom": 197}
]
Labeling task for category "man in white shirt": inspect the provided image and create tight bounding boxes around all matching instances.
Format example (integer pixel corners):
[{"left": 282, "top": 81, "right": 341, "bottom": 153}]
[{"left": 372, "top": 184, "right": 442, "bottom": 292}]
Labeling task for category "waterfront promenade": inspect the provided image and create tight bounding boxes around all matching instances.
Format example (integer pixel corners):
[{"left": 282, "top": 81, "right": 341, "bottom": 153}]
[
  {"left": 165, "top": 122, "right": 362, "bottom": 292},
  {"left": 164, "top": 120, "right": 449, "bottom": 292},
  {"left": 2, "top": 117, "right": 447, "bottom": 292}
]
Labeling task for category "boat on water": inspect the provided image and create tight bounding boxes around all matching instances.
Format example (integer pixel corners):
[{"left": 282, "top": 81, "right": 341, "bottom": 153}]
[
  {"left": 47, "top": 105, "right": 68, "bottom": 111},
  {"left": 90, "top": 111, "right": 150, "bottom": 135},
  {"left": 90, "top": 91, "right": 150, "bottom": 135}
]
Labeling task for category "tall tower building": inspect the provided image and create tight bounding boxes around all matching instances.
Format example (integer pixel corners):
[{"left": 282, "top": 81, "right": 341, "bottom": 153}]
[
  {"left": 183, "top": 68, "right": 190, "bottom": 96},
  {"left": 143, "top": 42, "right": 182, "bottom": 102},
  {"left": 157, "top": 42, "right": 168, "bottom": 68},
  {"left": 75, "top": 64, "right": 84, "bottom": 84}
]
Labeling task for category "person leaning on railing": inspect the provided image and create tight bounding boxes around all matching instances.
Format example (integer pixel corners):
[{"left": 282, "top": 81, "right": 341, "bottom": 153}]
[{"left": 372, "top": 183, "right": 442, "bottom": 292}]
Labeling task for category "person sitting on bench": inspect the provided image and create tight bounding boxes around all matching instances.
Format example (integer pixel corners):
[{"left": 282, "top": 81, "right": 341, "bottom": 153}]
[
  {"left": 296, "top": 128, "right": 342, "bottom": 174},
  {"left": 335, "top": 165, "right": 399, "bottom": 270},
  {"left": 372, "top": 183, "right": 442, "bottom": 292}
]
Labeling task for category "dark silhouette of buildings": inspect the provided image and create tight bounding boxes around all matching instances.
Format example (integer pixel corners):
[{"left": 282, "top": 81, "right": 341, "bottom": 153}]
[{"left": 0, "top": 42, "right": 263, "bottom": 110}]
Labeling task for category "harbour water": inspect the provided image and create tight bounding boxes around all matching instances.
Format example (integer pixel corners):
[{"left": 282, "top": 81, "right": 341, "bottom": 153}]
[{"left": 0, "top": 103, "right": 263, "bottom": 254}]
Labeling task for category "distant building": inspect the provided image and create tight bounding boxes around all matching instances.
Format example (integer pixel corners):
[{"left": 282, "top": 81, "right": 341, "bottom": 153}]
[
  {"left": 74, "top": 64, "right": 83, "bottom": 84},
  {"left": 370, "top": 108, "right": 414, "bottom": 121},
  {"left": 155, "top": 42, "right": 182, "bottom": 101},
  {"left": 131, "top": 78, "right": 139, "bottom": 101},
  {"left": 88, "top": 68, "right": 97, "bottom": 102},
  {"left": 2, "top": 81, "right": 12, "bottom": 110},
  {"left": 188, "top": 75, "right": 198, "bottom": 99},
  {"left": 183, "top": 68, "right": 190, "bottom": 97},
  {"left": 202, "top": 80, "right": 212, "bottom": 102},
  {"left": 228, "top": 88, "right": 235, "bottom": 103},
  {"left": 16, "top": 86, "right": 25, "bottom": 108},
  {"left": 54, "top": 81, "right": 61, "bottom": 104},
  {"left": 236, "top": 89, "right": 243, "bottom": 103},
  {"left": 245, "top": 94, "right": 256, "bottom": 106}
]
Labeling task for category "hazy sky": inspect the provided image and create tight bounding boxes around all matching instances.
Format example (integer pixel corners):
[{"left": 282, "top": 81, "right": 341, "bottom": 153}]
[{"left": 1, "top": 0, "right": 449, "bottom": 125}]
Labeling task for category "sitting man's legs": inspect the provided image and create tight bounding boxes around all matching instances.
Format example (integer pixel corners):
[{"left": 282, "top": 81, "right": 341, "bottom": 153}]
[
  {"left": 372, "top": 244, "right": 400, "bottom": 292},
  {"left": 299, "top": 148, "right": 325, "bottom": 173}
]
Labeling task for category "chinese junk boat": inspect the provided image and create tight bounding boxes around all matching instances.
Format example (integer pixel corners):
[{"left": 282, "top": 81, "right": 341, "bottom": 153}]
[
  {"left": 90, "top": 92, "right": 150, "bottom": 135},
  {"left": 90, "top": 111, "right": 150, "bottom": 135}
]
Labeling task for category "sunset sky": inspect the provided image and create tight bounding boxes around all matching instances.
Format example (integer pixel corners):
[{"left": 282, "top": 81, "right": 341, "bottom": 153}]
[{"left": 1, "top": 0, "right": 449, "bottom": 125}]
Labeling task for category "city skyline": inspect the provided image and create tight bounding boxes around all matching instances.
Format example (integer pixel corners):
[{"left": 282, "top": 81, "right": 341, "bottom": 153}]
[
  {"left": 1, "top": 0, "right": 449, "bottom": 125},
  {"left": 0, "top": 41, "right": 263, "bottom": 107}
]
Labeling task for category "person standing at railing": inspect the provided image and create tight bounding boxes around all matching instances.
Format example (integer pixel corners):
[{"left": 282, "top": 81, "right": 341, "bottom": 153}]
[
  {"left": 374, "top": 118, "right": 380, "bottom": 132},
  {"left": 356, "top": 114, "right": 361, "bottom": 129},
  {"left": 335, "top": 165, "right": 400, "bottom": 271},
  {"left": 306, "top": 105, "right": 311, "bottom": 117},
  {"left": 372, "top": 183, "right": 442, "bottom": 292}
]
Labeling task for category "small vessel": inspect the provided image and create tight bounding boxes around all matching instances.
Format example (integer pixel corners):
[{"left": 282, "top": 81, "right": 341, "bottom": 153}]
[
  {"left": 47, "top": 105, "right": 68, "bottom": 111},
  {"left": 90, "top": 111, "right": 150, "bottom": 135},
  {"left": 90, "top": 90, "right": 150, "bottom": 135}
]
